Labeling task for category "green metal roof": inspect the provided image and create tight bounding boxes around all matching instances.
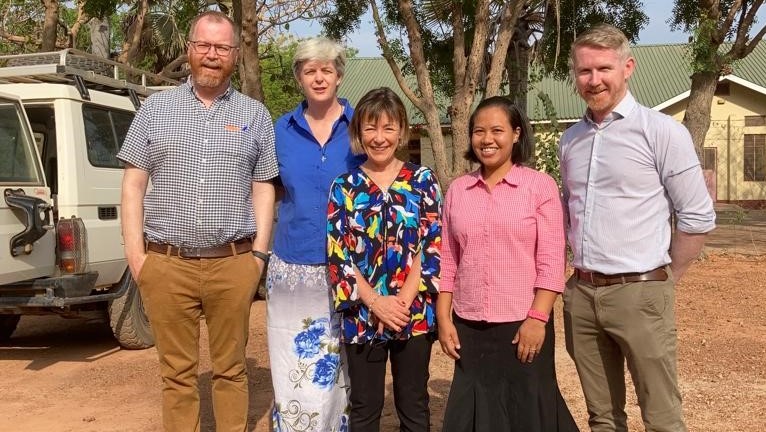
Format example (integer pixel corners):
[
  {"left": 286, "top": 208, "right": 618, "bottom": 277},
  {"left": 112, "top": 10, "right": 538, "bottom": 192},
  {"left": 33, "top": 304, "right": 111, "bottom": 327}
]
[
  {"left": 524, "top": 42, "right": 766, "bottom": 121},
  {"left": 338, "top": 57, "right": 450, "bottom": 124},
  {"left": 340, "top": 42, "right": 766, "bottom": 124}
]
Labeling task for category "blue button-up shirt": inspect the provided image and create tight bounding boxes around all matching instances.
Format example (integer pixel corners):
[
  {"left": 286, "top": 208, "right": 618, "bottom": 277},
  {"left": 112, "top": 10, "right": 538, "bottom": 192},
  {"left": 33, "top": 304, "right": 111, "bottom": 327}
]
[
  {"left": 559, "top": 92, "right": 716, "bottom": 274},
  {"left": 273, "top": 99, "right": 365, "bottom": 264}
]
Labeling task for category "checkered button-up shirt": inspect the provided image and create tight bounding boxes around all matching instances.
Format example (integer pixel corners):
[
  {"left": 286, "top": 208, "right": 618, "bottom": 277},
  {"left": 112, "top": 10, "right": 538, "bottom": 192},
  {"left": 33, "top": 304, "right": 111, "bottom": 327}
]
[
  {"left": 118, "top": 81, "right": 278, "bottom": 248},
  {"left": 440, "top": 166, "right": 565, "bottom": 323}
]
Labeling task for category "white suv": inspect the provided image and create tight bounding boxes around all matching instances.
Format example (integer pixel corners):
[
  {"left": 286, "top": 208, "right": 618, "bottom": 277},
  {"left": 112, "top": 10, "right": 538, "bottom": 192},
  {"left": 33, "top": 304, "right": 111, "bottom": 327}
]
[{"left": 0, "top": 50, "right": 177, "bottom": 348}]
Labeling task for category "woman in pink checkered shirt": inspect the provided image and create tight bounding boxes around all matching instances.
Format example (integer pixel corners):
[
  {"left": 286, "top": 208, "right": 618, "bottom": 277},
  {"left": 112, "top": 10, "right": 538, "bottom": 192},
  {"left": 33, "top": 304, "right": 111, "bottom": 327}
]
[{"left": 436, "top": 97, "right": 578, "bottom": 431}]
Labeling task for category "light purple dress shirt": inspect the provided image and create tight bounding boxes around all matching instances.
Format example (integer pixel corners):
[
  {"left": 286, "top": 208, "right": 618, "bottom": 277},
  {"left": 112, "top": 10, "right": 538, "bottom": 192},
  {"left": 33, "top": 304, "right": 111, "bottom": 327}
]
[{"left": 559, "top": 92, "right": 716, "bottom": 274}]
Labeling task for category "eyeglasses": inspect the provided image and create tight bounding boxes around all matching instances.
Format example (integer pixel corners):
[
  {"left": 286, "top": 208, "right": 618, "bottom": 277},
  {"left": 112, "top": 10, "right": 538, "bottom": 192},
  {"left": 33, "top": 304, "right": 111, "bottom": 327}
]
[{"left": 187, "top": 41, "right": 238, "bottom": 56}]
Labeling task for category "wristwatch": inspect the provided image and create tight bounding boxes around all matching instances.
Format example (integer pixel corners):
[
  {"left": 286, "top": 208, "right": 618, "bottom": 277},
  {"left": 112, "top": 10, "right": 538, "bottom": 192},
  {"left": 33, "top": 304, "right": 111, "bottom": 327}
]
[{"left": 251, "top": 250, "right": 270, "bottom": 264}]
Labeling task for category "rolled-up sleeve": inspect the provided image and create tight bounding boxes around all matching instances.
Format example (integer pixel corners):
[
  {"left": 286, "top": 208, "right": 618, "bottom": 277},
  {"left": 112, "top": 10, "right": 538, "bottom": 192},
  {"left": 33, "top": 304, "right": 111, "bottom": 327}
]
[{"left": 658, "top": 122, "right": 716, "bottom": 234}]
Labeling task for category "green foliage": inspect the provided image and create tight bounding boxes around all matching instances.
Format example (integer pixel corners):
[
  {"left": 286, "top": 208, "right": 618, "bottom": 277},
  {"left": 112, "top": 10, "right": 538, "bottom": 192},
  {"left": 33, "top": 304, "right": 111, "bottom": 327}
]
[
  {"left": 669, "top": 0, "right": 738, "bottom": 34},
  {"left": 537, "top": 0, "right": 648, "bottom": 79},
  {"left": 321, "top": 0, "right": 479, "bottom": 97},
  {"left": 321, "top": 0, "right": 367, "bottom": 40},
  {"left": 0, "top": 0, "right": 47, "bottom": 53},
  {"left": 129, "top": 0, "right": 208, "bottom": 72},
  {"left": 685, "top": 15, "right": 721, "bottom": 73},
  {"left": 260, "top": 37, "right": 304, "bottom": 119},
  {"left": 82, "top": 0, "right": 122, "bottom": 19},
  {"left": 531, "top": 90, "right": 561, "bottom": 184}
]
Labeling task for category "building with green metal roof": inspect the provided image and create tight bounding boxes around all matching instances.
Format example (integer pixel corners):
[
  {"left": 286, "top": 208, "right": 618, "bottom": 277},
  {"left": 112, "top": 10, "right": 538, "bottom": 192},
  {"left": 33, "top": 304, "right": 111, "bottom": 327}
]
[{"left": 339, "top": 43, "right": 766, "bottom": 205}]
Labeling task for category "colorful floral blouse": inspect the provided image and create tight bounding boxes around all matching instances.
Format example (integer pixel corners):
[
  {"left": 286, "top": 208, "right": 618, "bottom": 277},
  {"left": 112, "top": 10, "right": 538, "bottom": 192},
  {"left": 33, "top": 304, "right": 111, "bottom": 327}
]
[{"left": 327, "top": 162, "right": 442, "bottom": 344}]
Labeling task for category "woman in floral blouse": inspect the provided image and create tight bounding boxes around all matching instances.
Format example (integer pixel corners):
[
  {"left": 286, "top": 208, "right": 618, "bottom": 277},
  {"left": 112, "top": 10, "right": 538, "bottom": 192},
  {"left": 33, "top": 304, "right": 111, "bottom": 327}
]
[{"left": 327, "top": 87, "right": 442, "bottom": 432}]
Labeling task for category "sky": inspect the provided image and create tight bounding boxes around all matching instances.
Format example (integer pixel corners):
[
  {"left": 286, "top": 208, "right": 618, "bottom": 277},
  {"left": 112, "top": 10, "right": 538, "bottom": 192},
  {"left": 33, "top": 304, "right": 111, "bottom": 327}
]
[{"left": 287, "top": 1, "right": 761, "bottom": 57}]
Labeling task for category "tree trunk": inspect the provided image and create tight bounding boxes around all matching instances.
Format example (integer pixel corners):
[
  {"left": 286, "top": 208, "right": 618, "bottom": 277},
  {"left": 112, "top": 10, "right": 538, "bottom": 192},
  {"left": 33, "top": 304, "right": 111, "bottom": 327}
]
[
  {"left": 682, "top": 70, "right": 718, "bottom": 160},
  {"left": 117, "top": 0, "right": 148, "bottom": 66},
  {"left": 238, "top": 0, "right": 264, "bottom": 101},
  {"left": 40, "top": 0, "right": 58, "bottom": 51},
  {"left": 507, "top": 24, "right": 530, "bottom": 114},
  {"left": 449, "top": 102, "right": 471, "bottom": 178},
  {"left": 89, "top": 17, "right": 110, "bottom": 58}
]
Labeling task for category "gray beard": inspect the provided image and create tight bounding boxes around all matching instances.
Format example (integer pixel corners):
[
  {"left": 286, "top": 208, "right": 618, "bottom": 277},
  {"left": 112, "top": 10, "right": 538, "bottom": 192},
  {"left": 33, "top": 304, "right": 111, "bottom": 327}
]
[{"left": 194, "top": 72, "right": 227, "bottom": 89}]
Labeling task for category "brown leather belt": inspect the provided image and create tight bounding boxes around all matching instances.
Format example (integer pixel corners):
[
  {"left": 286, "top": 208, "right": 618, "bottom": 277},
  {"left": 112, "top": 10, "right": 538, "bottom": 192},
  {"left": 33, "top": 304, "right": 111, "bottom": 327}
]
[
  {"left": 146, "top": 238, "right": 252, "bottom": 259},
  {"left": 575, "top": 267, "right": 668, "bottom": 287}
]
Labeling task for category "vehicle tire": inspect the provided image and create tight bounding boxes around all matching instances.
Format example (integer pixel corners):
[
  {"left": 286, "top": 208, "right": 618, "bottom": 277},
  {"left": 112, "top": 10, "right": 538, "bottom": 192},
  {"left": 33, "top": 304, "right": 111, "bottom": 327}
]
[
  {"left": 108, "top": 270, "right": 154, "bottom": 349},
  {"left": 0, "top": 314, "right": 21, "bottom": 341}
]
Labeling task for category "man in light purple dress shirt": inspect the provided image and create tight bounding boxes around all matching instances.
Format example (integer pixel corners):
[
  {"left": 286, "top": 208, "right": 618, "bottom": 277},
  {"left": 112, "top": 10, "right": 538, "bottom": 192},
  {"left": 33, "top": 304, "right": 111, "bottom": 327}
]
[{"left": 559, "top": 24, "right": 716, "bottom": 432}]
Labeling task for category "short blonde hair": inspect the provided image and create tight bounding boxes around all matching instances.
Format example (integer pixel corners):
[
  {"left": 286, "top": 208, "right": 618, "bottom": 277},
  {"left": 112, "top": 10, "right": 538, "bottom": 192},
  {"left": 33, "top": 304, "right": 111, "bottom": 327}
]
[
  {"left": 292, "top": 38, "right": 346, "bottom": 80},
  {"left": 569, "top": 23, "right": 633, "bottom": 73},
  {"left": 349, "top": 87, "right": 410, "bottom": 155}
]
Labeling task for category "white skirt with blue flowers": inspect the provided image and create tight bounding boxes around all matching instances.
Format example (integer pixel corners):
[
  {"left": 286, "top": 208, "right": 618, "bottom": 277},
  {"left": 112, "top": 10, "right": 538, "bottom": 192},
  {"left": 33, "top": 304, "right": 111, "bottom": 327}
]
[{"left": 266, "top": 254, "right": 350, "bottom": 432}]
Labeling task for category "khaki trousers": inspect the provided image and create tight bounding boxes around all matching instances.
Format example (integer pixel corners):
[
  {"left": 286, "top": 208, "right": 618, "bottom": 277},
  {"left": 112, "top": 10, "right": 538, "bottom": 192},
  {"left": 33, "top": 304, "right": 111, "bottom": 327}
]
[
  {"left": 137, "top": 250, "right": 261, "bottom": 432},
  {"left": 563, "top": 272, "right": 687, "bottom": 432}
]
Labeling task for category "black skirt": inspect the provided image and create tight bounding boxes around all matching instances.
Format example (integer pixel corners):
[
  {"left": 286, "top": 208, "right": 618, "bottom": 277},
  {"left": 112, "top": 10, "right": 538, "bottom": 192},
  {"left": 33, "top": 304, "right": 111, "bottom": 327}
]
[{"left": 442, "top": 313, "right": 579, "bottom": 432}]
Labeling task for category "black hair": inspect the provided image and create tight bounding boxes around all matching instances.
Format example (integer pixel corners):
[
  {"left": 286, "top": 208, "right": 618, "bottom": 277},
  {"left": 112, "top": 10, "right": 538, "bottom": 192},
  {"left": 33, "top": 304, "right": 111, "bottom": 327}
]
[{"left": 464, "top": 96, "right": 534, "bottom": 165}]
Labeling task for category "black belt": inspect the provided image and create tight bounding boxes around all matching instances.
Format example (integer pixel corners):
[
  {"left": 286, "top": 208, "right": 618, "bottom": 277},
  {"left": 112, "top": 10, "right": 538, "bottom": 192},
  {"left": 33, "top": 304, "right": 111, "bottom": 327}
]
[
  {"left": 146, "top": 238, "right": 252, "bottom": 259},
  {"left": 575, "top": 267, "right": 668, "bottom": 287}
]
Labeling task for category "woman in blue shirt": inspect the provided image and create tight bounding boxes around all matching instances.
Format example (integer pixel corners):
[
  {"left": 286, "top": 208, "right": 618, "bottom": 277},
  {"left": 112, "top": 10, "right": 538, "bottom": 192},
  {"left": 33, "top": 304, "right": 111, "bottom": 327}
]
[{"left": 267, "top": 37, "right": 364, "bottom": 432}]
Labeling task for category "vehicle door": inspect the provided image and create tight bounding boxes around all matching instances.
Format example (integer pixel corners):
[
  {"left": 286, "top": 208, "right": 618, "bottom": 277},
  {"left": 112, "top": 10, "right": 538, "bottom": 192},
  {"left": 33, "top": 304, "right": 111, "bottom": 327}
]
[{"left": 0, "top": 92, "right": 55, "bottom": 285}]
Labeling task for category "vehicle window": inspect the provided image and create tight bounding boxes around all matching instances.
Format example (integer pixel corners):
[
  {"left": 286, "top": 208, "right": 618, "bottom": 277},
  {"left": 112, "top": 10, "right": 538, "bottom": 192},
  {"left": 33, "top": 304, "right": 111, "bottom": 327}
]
[
  {"left": 83, "top": 105, "right": 134, "bottom": 168},
  {"left": 112, "top": 110, "right": 134, "bottom": 144},
  {"left": 0, "top": 101, "right": 42, "bottom": 184}
]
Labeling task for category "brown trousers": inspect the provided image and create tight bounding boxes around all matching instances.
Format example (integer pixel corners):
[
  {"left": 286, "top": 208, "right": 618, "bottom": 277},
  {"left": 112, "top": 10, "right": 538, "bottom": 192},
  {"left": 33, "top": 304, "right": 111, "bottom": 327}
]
[
  {"left": 137, "top": 250, "right": 261, "bottom": 432},
  {"left": 563, "top": 271, "right": 687, "bottom": 432}
]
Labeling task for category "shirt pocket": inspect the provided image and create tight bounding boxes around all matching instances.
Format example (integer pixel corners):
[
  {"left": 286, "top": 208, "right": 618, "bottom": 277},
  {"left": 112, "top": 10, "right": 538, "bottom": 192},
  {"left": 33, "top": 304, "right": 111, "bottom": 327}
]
[{"left": 214, "top": 128, "right": 257, "bottom": 172}]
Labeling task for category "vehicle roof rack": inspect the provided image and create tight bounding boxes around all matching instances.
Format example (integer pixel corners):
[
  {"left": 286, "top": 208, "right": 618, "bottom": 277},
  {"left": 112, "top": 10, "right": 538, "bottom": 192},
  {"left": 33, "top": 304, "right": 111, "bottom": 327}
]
[{"left": 0, "top": 49, "right": 180, "bottom": 99}]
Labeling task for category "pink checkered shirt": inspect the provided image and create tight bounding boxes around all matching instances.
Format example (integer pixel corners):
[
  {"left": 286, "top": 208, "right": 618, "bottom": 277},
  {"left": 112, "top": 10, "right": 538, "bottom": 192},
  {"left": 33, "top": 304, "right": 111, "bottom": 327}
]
[{"left": 440, "top": 166, "right": 565, "bottom": 323}]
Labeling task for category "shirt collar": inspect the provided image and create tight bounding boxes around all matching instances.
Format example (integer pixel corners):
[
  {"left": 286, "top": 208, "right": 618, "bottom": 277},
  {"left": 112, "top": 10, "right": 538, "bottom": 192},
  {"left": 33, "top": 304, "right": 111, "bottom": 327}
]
[
  {"left": 290, "top": 98, "right": 353, "bottom": 127},
  {"left": 467, "top": 165, "right": 522, "bottom": 188},
  {"left": 184, "top": 79, "right": 233, "bottom": 101},
  {"left": 585, "top": 91, "right": 637, "bottom": 124}
]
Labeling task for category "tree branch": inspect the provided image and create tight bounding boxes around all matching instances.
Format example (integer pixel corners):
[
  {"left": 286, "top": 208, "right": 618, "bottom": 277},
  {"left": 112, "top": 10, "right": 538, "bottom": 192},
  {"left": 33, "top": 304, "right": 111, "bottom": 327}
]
[
  {"left": 158, "top": 53, "right": 189, "bottom": 78},
  {"left": 370, "top": 0, "right": 427, "bottom": 113},
  {"left": 0, "top": 30, "right": 35, "bottom": 45},
  {"left": 451, "top": 0, "right": 467, "bottom": 90},
  {"left": 462, "top": 0, "right": 491, "bottom": 97},
  {"left": 718, "top": 0, "right": 742, "bottom": 42}
]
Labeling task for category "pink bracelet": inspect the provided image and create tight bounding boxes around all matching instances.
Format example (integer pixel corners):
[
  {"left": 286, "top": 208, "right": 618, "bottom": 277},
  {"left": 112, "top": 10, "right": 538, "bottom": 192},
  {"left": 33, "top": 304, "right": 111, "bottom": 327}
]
[{"left": 527, "top": 309, "right": 549, "bottom": 323}]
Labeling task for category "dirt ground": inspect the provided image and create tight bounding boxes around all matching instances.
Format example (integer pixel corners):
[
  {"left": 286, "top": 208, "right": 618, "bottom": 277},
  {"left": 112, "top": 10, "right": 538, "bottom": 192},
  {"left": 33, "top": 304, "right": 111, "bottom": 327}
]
[{"left": 1, "top": 242, "right": 765, "bottom": 431}]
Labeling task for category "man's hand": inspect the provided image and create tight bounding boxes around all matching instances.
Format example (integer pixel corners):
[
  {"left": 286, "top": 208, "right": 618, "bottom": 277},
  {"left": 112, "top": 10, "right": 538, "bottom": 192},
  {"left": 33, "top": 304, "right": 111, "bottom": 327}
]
[{"left": 126, "top": 252, "right": 148, "bottom": 281}]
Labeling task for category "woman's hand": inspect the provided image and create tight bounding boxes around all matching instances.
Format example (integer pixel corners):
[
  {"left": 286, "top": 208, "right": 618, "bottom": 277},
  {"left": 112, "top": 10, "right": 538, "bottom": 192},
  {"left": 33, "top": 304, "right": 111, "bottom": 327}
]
[
  {"left": 370, "top": 295, "right": 410, "bottom": 332},
  {"left": 512, "top": 318, "right": 546, "bottom": 363},
  {"left": 438, "top": 317, "right": 461, "bottom": 360}
]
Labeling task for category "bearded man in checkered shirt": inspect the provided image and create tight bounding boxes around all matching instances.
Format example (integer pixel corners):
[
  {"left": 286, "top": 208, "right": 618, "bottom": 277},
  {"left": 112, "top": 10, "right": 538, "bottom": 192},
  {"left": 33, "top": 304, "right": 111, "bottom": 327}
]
[{"left": 118, "top": 11, "right": 277, "bottom": 432}]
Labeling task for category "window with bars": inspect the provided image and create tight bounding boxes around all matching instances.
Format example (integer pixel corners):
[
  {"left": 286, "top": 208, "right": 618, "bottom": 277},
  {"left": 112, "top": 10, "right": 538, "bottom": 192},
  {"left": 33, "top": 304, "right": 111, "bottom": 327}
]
[{"left": 744, "top": 134, "right": 766, "bottom": 181}]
